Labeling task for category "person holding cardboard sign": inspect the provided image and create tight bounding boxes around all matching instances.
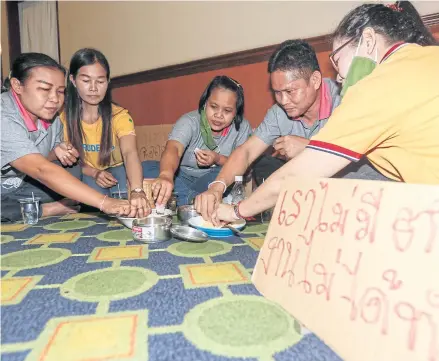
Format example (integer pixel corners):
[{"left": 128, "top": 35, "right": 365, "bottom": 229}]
[{"left": 211, "top": 1, "right": 439, "bottom": 225}]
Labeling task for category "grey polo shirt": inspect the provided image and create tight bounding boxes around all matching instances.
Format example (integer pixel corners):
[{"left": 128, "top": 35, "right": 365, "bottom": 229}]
[
  {"left": 169, "top": 110, "right": 252, "bottom": 178},
  {"left": 254, "top": 78, "right": 340, "bottom": 145},
  {"left": 1, "top": 91, "right": 63, "bottom": 194}
]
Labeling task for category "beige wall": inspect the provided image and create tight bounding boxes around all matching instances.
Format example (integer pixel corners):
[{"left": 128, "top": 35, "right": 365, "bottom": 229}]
[
  {"left": 1, "top": 0, "right": 10, "bottom": 78},
  {"left": 58, "top": 1, "right": 439, "bottom": 77}
]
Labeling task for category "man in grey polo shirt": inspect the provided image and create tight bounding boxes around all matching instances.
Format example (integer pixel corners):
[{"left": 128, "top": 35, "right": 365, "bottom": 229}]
[
  {"left": 1, "top": 90, "right": 80, "bottom": 222},
  {"left": 195, "top": 39, "right": 387, "bottom": 218}
]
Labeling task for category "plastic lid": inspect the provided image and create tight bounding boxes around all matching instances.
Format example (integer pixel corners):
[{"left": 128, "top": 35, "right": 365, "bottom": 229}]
[{"left": 235, "top": 175, "right": 243, "bottom": 182}]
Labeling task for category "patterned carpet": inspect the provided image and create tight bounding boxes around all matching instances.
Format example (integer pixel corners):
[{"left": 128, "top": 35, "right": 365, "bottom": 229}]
[{"left": 0, "top": 212, "right": 342, "bottom": 361}]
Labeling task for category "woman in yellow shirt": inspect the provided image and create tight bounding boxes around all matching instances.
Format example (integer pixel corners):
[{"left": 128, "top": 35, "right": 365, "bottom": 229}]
[
  {"left": 207, "top": 1, "right": 439, "bottom": 224},
  {"left": 62, "top": 48, "right": 149, "bottom": 217}
]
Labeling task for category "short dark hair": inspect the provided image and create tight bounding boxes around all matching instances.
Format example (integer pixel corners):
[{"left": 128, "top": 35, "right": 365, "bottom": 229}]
[
  {"left": 2, "top": 52, "right": 65, "bottom": 93},
  {"left": 267, "top": 40, "right": 320, "bottom": 79},
  {"left": 333, "top": 1, "right": 437, "bottom": 46},
  {"left": 198, "top": 75, "right": 245, "bottom": 131}
]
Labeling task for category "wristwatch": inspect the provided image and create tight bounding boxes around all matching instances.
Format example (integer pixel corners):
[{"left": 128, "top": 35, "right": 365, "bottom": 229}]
[{"left": 131, "top": 188, "right": 144, "bottom": 193}]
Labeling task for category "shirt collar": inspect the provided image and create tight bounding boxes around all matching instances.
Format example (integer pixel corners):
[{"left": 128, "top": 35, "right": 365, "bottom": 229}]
[
  {"left": 318, "top": 79, "right": 332, "bottom": 120},
  {"left": 11, "top": 90, "right": 50, "bottom": 132}
]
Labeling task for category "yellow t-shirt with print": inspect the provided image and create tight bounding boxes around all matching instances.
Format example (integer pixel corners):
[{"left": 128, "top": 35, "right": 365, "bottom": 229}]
[
  {"left": 60, "top": 104, "right": 136, "bottom": 170},
  {"left": 308, "top": 44, "right": 439, "bottom": 184}
]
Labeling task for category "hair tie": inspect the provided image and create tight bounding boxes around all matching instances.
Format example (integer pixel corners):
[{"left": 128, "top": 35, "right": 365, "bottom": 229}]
[
  {"left": 227, "top": 77, "right": 242, "bottom": 89},
  {"left": 385, "top": 3, "right": 403, "bottom": 12}
]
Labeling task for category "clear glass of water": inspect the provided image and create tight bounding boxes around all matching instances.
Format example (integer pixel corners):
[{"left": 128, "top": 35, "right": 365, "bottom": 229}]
[
  {"left": 18, "top": 198, "right": 40, "bottom": 225},
  {"left": 111, "top": 191, "right": 128, "bottom": 200}
]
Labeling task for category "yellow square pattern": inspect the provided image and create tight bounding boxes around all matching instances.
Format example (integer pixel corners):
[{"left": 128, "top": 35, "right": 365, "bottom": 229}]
[
  {"left": 246, "top": 237, "right": 265, "bottom": 250},
  {"left": 0, "top": 224, "right": 29, "bottom": 232},
  {"left": 26, "top": 232, "right": 82, "bottom": 245},
  {"left": 1, "top": 276, "right": 43, "bottom": 305},
  {"left": 33, "top": 313, "right": 145, "bottom": 361},
  {"left": 89, "top": 245, "right": 147, "bottom": 262},
  {"left": 180, "top": 262, "right": 250, "bottom": 288}
]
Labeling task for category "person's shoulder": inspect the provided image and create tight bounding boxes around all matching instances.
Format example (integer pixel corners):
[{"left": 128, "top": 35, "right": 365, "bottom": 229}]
[
  {"left": 1, "top": 91, "right": 18, "bottom": 117},
  {"left": 177, "top": 110, "right": 200, "bottom": 127},
  {"left": 266, "top": 104, "right": 289, "bottom": 122},
  {"left": 112, "top": 104, "right": 129, "bottom": 119},
  {"left": 1, "top": 92, "right": 23, "bottom": 128},
  {"left": 239, "top": 118, "right": 252, "bottom": 131}
]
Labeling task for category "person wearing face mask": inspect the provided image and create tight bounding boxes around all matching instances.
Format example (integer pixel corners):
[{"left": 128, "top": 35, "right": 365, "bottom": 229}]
[
  {"left": 210, "top": 1, "right": 439, "bottom": 225},
  {"left": 61, "top": 48, "right": 150, "bottom": 218},
  {"left": 142, "top": 76, "right": 251, "bottom": 206},
  {"left": 1, "top": 53, "right": 134, "bottom": 222},
  {"left": 195, "top": 40, "right": 386, "bottom": 220}
]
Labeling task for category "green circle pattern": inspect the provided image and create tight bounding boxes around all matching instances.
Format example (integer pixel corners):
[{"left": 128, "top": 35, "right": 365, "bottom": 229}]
[
  {"left": 97, "top": 229, "right": 133, "bottom": 242},
  {"left": 0, "top": 235, "right": 15, "bottom": 244},
  {"left": 183, "top": 295, "right": 301, "bottom": 358},
  {"left": 241, "top": 224, "right": 269, "bottom": 234},
  {"left": 167, "top": 240, "right": 232, "bottom": 258},
  {"left": 1, "top": 248, "right": 71, "bottom": 270},
  {"left": 44, "top": 220, "right": 96, "bottom": 231},
  {"left": 60, "top": 267, "right": 159, "bottom": 302}
]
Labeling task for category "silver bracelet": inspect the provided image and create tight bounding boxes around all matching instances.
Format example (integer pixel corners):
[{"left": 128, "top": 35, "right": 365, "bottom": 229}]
[{"left": 208, "top": 180, "right": 227, "bottom": 194}]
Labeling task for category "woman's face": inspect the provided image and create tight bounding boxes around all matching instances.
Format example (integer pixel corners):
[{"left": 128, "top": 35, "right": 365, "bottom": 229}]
[
  {"left": 12, "top": 66, "right": 65, "bottom": 121},
  {"left": 205, "top": 87, "right": 237, "bottom": 133},
  {"left": 71, "top": 62, "right": 108, "bottom": 106},
  {"left": 331, "top": 37, "right": 359, "bottom": 84}
]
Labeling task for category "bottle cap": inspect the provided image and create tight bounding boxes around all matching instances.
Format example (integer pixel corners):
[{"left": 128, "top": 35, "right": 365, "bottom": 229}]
[{"left": 235, "top": 175, "right": 243, "bottom": 182}]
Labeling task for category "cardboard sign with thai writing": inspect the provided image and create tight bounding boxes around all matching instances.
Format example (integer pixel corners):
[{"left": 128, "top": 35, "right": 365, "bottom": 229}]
[{"left": 252, "top": 177, "right": 439, "bottom": 361}]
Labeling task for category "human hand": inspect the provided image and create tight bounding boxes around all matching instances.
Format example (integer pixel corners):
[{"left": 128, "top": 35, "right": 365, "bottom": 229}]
[
  {"left": 272, "top": 135, "right": 309, "bottom": 160},
  {"left": 54, "top": 142, "right": 79, "bottom": 166},
  {"left": 152, "top": 174, "right": 174, "bottom": 207},
  {"left": 194, "top": 183, "right": 224, "bottom": 220},
  {"left": 95, "top": 170, "right": 118, "bottom": 189},
  {"left": 195, "top": 149, "right": 219, "bottom": 167},
  {"left": 129, "top": 191, "right": 151, "bottom": 218}
]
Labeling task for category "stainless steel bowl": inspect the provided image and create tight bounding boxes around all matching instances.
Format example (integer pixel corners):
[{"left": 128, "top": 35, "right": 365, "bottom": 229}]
[
  {"left": 132, "top": 216, "right": 172, "bottom": 243},
  {"left": 177, "top": 204, "right": 199, "bottom": 225}
]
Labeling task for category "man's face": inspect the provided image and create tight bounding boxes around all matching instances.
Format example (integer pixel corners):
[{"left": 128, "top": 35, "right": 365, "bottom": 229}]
[{"left": 270, "top": 70, "right": 321, "bottom": 119}]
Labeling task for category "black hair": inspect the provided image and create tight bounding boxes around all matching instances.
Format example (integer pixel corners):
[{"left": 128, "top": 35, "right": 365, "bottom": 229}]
[
  {"left": 267, "top": 39, "right": 320, "bottom": 79},
  {"left": 333, "top": 1, "right": 437, "bottom": 46},
  {"left": 1, "top": 52, "right": 65, "bottom": 93},
  {"left": 65, "top": 48, "right": 114, "bottom": 167},
  {"left": 198, "top": 75, "right": 245, "bottom": 131}
]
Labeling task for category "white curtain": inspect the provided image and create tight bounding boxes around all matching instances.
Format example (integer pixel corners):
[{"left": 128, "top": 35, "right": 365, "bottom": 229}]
[{"left": 19, "top": 1, "right": 59, "bottom": 61}]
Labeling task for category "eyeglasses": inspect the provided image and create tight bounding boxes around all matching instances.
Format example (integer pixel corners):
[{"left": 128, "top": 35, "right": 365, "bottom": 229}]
[{"left": 329, "top": 37, "right": 356, "bottom": 71}]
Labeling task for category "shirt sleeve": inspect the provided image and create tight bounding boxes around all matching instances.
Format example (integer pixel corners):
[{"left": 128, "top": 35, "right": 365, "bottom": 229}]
[
  {"left": 234, "top": 119, "right": 252, "bottom": 148},
  {"left": 114, "top": 111, "right": 136, "bottom": 138},
  {"left": 307, "top": 74, "right": 400, "bottom": 162},
  {"left": 253, "top": 106, "right": 282, "bottom": 145},
  {"left": 0, "top": 114, "right": 40, "bottom": 168},
  {"left": 168, "top": 114, "right": 196, "bottom": 149}
]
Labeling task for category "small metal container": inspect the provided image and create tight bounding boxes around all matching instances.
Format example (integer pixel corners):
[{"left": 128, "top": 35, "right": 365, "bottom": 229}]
[
  {"left": 132, "top": 216, "right": 172, "bottom": 243},
  {"left": 177, "top": 204, "right": 200, "bottom": 225},
  {"left": 170, "top": 225, "right": 208, "bottom": 243}
]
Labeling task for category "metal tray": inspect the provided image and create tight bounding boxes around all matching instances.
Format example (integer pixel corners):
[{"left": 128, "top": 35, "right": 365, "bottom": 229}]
[{"left": 170, "top": 225, "right": 208, "bottom": 243}]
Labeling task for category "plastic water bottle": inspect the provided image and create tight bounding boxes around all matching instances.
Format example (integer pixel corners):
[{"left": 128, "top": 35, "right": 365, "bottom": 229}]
[{"left": 231, "top": 176, "right": 245, "bottom": 204}]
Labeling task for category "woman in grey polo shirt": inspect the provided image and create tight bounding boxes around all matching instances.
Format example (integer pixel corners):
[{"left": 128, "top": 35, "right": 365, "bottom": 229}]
[
  {"left": 143, "top": 76, "right": 252, "bottom": 206},
  {"left": 1, "top": 53, "right": 136, "bottom": 222}
]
